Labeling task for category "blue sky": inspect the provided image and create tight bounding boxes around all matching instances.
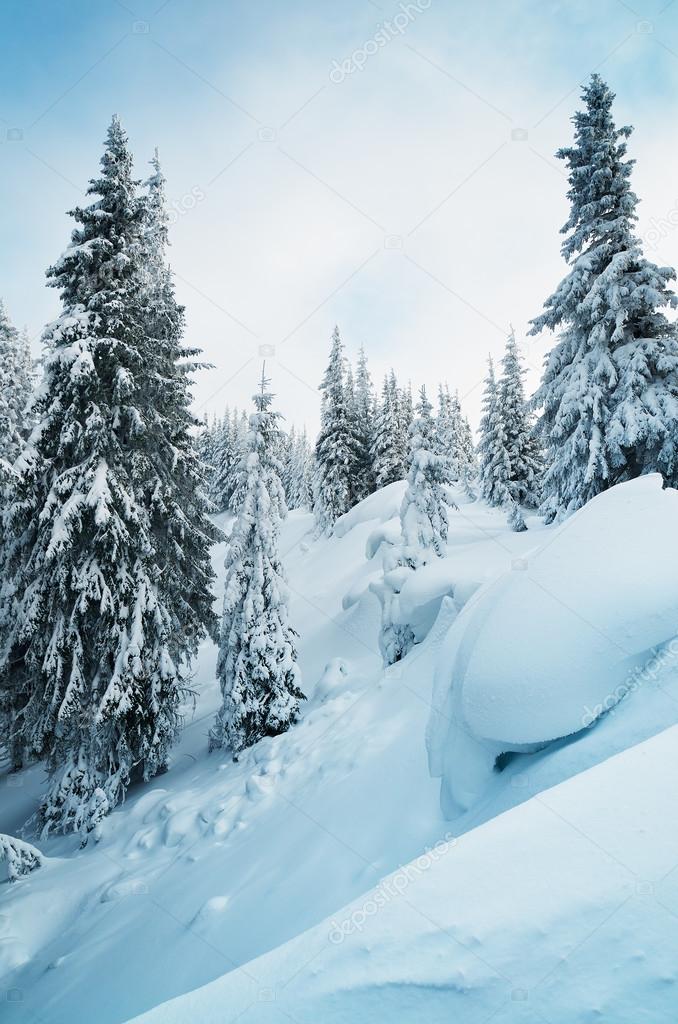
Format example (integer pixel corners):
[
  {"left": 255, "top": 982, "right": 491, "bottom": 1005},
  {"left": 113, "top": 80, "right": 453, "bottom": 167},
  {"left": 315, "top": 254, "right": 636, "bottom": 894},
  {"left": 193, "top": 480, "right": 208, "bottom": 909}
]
[{"left": 2, "top": 0, "right": 678, "bottom": 431}]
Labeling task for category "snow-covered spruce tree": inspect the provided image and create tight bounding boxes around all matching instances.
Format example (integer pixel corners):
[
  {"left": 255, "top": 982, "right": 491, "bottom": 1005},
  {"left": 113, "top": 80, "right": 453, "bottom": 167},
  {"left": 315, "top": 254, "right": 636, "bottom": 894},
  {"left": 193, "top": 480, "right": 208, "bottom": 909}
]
[
  {"left": 0, "top": 302, "right": 33, "bottom": 475},
  {"left": 397, "top": 379, "right": 414, "bottom": 467},
  {"left": 196, "top": 413, "right": 218, "bottom": 497},
  {"left": 287, "top": 428, "right": 313, "bottom": 510},
  {"left": 314, "top": 326, "right": 360, "bottom": 533},
  {"left": 435, "top": 384, "right": 459, "bottom": 478},
  {"left": 457, "top": 405, "right": 478, "bottom": 499},
  {"left": 212, "top": 410, "right": 241, "bottom": 511},
  {"left": 498, "top": 329, "right": 542, "bottom": 509},
  {"left": 276, "top": 425, "right": 294, "bottom": 507},
  {"left": 0, "top": 118, "right": 216, "bottom": 838},
  {"left": 477, "top": 356, "right": 510, "bottom": 506},
  {"left": 228, "top": 409, "right": 251, "bottom": 513},
  {"left": 400, "top": 386, "right": 456, "bottom": 569},
  {"left": 210, "top": 371, "right": 304, "bottom": 757},
  {"left": 529, "top": 74, "right": 678, "bottom": 519},
  {"left": 353, "top": 344, "right": 376, "bottom": 501},
  {"left": 281, "top": 424, "right": 296, "bottom": 505},
  {"left": 371, "top": 373, "right": 406, "bottom": 488},
  {"left": 436, "top": 384, "right": 478, "bottom": 498},
  {"left": 135, "top": 143, "right": 220, "bottom": 776},
  {"left": 380, "top": 387, "right": 456, "bottom": 664},
  {"left": 301, "top": 429, "right": 316, "bottom": 510},
  {"left": 0, "top": 304, "right": 34, "bottom": 770}
]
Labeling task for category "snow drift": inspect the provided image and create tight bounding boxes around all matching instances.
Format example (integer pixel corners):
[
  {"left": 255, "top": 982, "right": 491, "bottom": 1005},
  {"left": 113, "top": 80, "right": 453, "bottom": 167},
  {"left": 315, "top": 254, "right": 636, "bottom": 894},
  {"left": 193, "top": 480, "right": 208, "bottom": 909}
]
[{"left": 428, "top": 474, "right": 678, "bottom": 815}]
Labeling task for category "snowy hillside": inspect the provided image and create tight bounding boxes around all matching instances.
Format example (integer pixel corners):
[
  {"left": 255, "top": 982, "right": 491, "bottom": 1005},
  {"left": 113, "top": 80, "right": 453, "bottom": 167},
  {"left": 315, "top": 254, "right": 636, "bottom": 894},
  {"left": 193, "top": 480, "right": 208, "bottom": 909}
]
[
  {"left": 128, "top": 724, "right": 678, "bottom": 1024},
  {"left": 4, "top": 480, "right": 678, "bottom": 1023}
]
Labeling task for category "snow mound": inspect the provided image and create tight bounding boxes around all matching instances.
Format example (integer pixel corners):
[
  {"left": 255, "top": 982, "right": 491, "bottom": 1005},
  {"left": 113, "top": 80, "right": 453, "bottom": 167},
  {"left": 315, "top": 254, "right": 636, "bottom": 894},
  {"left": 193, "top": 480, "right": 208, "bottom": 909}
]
[
  {"left": 125, "top": 725, "right": 678, "bottom": 1024},
  {"left": 333, "top": 480, "right": 405, "bottom": 539},
  {"left": 428, "top": 475, "right": 678, "bottom": 815}
]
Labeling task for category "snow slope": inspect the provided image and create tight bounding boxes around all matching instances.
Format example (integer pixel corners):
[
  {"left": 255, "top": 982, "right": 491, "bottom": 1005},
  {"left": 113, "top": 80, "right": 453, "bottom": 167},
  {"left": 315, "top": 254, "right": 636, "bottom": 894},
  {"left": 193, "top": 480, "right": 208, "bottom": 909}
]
[
  {"left": 3, "top": 483, "right": 678, "bottom": 1023},
  {"left": 127, "top": 724, "right": 678, "bottom": 1024}
]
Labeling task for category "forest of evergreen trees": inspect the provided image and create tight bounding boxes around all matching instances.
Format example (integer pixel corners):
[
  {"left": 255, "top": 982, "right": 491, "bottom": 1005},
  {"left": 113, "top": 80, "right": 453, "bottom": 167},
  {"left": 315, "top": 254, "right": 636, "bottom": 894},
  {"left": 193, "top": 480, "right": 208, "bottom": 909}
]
[{"left": 2, "top": 73, "right": 678, "bottom": 851}]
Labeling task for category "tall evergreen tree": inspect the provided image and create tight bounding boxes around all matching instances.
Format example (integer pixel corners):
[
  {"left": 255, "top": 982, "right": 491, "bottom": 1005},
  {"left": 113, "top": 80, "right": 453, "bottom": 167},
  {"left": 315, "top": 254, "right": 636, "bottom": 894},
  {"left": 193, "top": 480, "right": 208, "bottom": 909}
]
[
  {"left": 394, "top": 375, "right": 413, "bottom": 476},
  {"left": 287, "top": 427, "right": 313, "bottom": 510},
  {"left": 280, "top": 424, "right": 296, "bottom": 506},
  {"left": 400, "top": 387, "right": 455, "bottom": 568},
  {"left": 435, "top": 385, "right": 470, "bottom": 486},
  {"left": 371, "top": 372, "right": 407, "bottom": 488},
  {"left": 196, "top": 413, "right": 218, "bottom": 498},
  {"left": 210, "top": 371, "right": 304, "bottom": 757},
  {"left": 529, "top": 74, "right": 678, "bottom": 519},
  {"left": 0, "top": 119, "right": 216, "bottom": 838},
  {"left": 0, "top": 302, "right": 33, "bottom": 475},
  {"left": 313, "top": 327, "right": 359, "bottom": 533},
  {"left": 136, "top": 143, "right": 220, "bottom": 772},
  {"left": 435, "top": 385, "right": 457, "bottom": 476},
  {"left": 353, "top": 345, "right": 375, "bottom": 501},
  {"left": 477, "top": 356, "right": 510, "bottom": 506},
  {"left": 498, "top": 329, "right": 542, "bottom": 509},
  {"left": 275, "top": 425, "right": 294, "bottom": 505},
  {"left": 212, "top": 409, "right": 241, "bottom": 511},
  {"left": 457, "top": 403, "right": 478, "bottom": 498},
  {"left": 0, "top": 304, "right": 34, "bottom": 770}
]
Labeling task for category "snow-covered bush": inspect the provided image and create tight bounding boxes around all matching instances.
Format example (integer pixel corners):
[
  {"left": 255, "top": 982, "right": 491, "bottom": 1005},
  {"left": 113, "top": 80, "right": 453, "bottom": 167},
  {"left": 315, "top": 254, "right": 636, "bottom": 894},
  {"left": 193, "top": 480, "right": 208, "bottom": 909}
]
[
  {"left": 378, "top": 387, "right": 456, "bottom": 664},
  {"left": 0, "top": 834, "right": 43, "bottom": 882}
]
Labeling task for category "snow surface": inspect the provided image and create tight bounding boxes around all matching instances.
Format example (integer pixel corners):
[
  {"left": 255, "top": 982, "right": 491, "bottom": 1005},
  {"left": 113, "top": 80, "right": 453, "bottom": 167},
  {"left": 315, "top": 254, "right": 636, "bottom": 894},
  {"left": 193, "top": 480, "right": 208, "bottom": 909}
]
[
  {"left": 428, "top": 474, "right": 678, "bottom": 816},
  {"left": 127, "top": 724, "right": 678, "bottom": 1024},
  {"left": 3, "top": 482, "right": 678, "bottom": 1023}
]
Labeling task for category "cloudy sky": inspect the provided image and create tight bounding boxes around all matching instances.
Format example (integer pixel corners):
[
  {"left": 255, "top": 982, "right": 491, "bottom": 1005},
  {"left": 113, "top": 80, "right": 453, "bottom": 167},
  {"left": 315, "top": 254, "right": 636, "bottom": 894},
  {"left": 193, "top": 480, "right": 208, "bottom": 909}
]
[{"left": 2, "top": 0, "right": 678, "bottom": 433}]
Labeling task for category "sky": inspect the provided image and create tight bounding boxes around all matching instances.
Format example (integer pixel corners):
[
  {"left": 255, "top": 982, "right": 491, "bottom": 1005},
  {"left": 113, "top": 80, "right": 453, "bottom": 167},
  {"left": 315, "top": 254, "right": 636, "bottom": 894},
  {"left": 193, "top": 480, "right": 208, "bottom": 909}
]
[{"left": 2, "top": 0, "right": 678, "bottom": 435}]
